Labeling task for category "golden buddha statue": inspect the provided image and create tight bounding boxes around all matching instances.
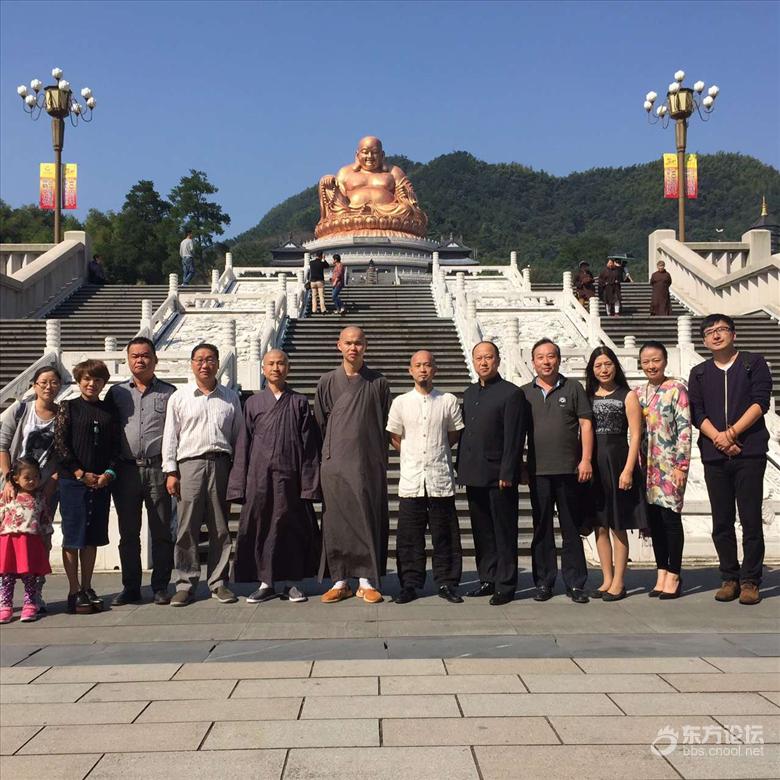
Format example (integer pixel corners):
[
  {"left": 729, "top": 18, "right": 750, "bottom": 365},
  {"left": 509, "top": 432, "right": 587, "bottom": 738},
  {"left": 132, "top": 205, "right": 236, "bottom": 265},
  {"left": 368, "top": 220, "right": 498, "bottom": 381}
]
[{"left": 316, "top": 136, "right": 428, "bottom": 239}]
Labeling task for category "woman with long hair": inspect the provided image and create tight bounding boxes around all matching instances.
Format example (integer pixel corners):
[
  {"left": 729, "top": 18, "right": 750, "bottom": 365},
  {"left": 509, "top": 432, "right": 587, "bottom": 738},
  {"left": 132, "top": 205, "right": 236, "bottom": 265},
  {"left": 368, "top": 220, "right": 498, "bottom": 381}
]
[
  {"left": 635, "top": 341, "right": 691, "bottom": 599},
  {"left": 584, "top": 346, "right": 647, "bottom": 601}
]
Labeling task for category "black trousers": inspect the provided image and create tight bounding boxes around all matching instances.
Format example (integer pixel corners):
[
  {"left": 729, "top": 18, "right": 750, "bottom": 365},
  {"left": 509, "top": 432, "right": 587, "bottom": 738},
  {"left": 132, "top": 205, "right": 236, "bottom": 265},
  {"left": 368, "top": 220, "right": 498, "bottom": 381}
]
[
  {"left": 529, "top": 473, "right": 587, "bottom": 590},
  {"left": 396, "top": 495, "right": 461, "bottom": 589},
  {"left": 112, "top": 460, "right": 174, "bottom": 593},
  {"left": 703, "top": 457, "right": 766, "bottom": 585},
  {"left": 465, "top": 485, "right": 518, "bottom": 595},
  {"left": 646, "top": 505, "right": 684, "bottom": 574}
]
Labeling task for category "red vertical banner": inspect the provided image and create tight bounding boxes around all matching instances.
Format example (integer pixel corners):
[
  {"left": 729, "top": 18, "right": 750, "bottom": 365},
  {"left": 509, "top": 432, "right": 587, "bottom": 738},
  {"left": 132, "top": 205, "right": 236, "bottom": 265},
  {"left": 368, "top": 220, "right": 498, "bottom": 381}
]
[
  {"left": 664, "top": 154, "right": 698, "bottom": 199},
  {"left": 39, "top": 163, "right": 55, "bottom": 209},
  {"left": 64, "top": 164, "right": 78, "bottom": 209},
  {"left": 686, "top": 154, "right": 698, "bottom": 199},
  {"left": 663, "top": 154, "right": 678, "bottom": 198}
]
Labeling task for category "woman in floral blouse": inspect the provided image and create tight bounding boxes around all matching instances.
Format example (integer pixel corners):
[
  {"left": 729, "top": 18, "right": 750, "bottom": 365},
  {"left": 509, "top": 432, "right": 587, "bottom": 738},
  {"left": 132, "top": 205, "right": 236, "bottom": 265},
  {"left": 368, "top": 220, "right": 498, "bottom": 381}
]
[{"left": 636, "top": 341, "right": 692, "bottom": 599}]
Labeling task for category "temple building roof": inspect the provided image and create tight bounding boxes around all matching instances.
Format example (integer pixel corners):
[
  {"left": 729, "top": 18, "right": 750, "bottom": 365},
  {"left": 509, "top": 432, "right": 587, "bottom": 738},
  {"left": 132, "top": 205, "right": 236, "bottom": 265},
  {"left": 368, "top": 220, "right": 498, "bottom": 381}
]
[{"left": 748, "top": 197, "right": 780, "bottom": 254}]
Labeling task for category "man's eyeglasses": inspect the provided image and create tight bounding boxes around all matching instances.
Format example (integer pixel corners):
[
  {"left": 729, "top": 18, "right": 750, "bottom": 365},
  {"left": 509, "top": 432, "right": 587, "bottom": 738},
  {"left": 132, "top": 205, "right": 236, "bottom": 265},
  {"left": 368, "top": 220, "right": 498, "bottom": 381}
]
[
  {"left": 703, "top": 327, "right": 734, "bottom": 338},
  {"left": 192, "top": 357, "right": 218, "bottom": 365}
]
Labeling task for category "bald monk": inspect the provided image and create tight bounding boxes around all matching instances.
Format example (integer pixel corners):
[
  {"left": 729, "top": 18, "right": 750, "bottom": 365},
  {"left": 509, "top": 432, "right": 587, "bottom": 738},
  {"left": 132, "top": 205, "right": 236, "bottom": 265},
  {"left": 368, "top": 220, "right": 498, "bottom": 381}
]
[
  {"left": 227, "top": 350, "right": 321, "bottom": 604},
  {"left": 315, "top": 326, "right": 391, "bottom": 603},
  {"left": 387, "top": 351, "right": 464, "bottom": 604}
]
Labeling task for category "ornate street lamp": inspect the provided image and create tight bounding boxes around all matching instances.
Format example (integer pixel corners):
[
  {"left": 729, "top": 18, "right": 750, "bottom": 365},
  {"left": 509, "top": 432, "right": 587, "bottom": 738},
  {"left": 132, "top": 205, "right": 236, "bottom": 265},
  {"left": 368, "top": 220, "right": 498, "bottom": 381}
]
[
  {"left": 643, "top": 70, "right": 719, "bottom": 242},
  {"left": 16, "top": 67, "right": 97, "bottom": 243}
]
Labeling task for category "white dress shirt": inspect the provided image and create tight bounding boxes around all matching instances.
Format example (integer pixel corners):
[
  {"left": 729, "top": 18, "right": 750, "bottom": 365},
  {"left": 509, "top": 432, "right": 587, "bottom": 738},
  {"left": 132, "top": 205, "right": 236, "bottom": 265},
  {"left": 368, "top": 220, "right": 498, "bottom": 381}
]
[
  {"left": 386, "top": 387, "right": 464, "bottom": 498},
  {"left": 179, "top": 237, "right": 194, "bottom": 258},
  {"left": 161, "top": 382, "right": 242, "bottom": 473}
]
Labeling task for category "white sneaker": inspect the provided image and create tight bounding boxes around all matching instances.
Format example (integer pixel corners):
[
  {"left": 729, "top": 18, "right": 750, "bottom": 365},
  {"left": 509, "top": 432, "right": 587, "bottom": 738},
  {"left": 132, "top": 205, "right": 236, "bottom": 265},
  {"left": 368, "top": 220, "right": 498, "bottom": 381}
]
[{"left": 283, "top": 585, "right": 307, "bottom": 603}]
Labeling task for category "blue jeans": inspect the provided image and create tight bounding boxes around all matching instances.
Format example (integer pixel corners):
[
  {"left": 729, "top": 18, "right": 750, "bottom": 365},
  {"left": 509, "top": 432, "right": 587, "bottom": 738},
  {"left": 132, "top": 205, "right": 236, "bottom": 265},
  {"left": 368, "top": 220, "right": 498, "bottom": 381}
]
[
  {"left": 182, "top": 256, "right": 195, "bottom": 286},
  {"left": 332, "top": 284, "right": 344, "bottom": 311}
]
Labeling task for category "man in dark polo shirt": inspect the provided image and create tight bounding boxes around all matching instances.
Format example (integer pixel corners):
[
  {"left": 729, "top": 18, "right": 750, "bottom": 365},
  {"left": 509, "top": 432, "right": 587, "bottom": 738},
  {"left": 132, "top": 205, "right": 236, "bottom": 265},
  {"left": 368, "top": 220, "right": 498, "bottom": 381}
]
[
  {"left": 107, "top": 337, "right": 177, "bottom": 605},
  {"left": 522, "top": 338, "right": 593, "bottom": 604},
  {"left": 458, "top": 341, "right": 527, "bottom": 605}
]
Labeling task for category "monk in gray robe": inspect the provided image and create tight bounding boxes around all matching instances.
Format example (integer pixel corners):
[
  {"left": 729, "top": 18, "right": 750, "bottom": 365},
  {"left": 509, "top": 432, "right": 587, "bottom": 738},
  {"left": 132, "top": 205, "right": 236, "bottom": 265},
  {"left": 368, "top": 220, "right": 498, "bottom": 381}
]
[
  {"left": 315, "top": 326, "right": 391, "bottom": 604},
  {"left": 227, "top": 349, "right": 321, "bottom": 604}
]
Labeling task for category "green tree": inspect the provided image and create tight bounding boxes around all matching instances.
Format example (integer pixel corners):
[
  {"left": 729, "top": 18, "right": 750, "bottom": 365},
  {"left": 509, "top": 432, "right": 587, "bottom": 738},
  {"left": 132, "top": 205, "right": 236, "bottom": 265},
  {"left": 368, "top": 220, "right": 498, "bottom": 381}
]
[
  {"left": 0, "top": 199, "right": 81, "bottom": 243},
  {"left": 169, "top": 170, "right": 231, "bottom": 280}
]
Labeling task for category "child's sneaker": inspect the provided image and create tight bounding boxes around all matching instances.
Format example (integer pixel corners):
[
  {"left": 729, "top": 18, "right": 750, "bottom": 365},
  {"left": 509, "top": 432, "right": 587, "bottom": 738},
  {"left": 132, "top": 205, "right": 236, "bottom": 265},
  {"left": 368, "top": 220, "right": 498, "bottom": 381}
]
[
  {"left": 0, "top": 606, "right": 12, "bottom": 624},
  {"left": 20, "top": 604, "right": 38, "bottom": 623}
]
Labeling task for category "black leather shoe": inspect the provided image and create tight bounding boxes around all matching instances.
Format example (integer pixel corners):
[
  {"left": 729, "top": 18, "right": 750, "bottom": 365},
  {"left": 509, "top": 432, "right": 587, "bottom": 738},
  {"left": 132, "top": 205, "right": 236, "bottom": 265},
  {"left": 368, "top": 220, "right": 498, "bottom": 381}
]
[
  {"left": 589, "top": 588, "right": 606, "bottom": 599},
  {"left": 466, "top": 582, "right": 495, "bottom": 598},
  {"left": 153, "top": 590, "right": 171, "bottom": 605},
  {"left": 533, "top": 586, "right": 554, "bottom": 602},
  {"left": 648, "top": 589, "right": 662, "bottom": 598},
  {"left": 394, "top": 587, "right": 418, "bottom": 604},
  {"left": 489, "top": 592, "right": 513, "bottom": 606},
  {"left": 565, "top": 588, "right": 590, "bottom": 604},
  {"left": 602, "top": 588, "right": 627, "bottom": 602},
  {"left": 438, "top": 585, "right": 463, "bottom": 604},
  {"left": 111, "top": 588, "right": 142, "bottom": 607},
  {"left": 84, "top": 588, "right": 104, "bottom": 611},
  {"left": 68, "top": 591, "right": 95, "bottom": 614}
]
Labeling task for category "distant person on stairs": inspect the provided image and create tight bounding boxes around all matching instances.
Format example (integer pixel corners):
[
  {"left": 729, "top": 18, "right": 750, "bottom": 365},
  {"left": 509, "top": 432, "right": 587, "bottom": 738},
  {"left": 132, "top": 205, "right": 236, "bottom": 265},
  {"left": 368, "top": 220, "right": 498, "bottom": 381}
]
[
  {"left": 330, "top": 254, "right": 346, "bottom": 315},
  {"left": 228, "top": 349, "right": 322, "bottom": 605},
  {"left": 365, "top": 258, "right": 378, "bottom": 285},
  {"left": 598, "top": 258, "right": 622, "bottom": 317},
  {"left": 88, "top": 254, "right": 107, "bottom": 285},
  {"left": 179, "top": 231, "right": 195, "bottom": 286},
  {"left": 649, "top": 260, "right": 673, "bottom": 316},
  {"left": 308, "top": 252, "right": 329, "bottom": 314},
  {"left": 573, "top": 261, "right": 596, "bottom": 307},
  {"left": 315, "top": 326, "right": 391, "bottom": 604}
]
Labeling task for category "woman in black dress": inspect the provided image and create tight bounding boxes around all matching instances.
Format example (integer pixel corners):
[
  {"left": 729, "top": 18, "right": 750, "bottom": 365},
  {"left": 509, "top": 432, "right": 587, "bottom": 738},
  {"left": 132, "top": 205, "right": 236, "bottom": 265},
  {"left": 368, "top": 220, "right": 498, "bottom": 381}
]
[{"left": 585, "top": 347, "right": 647, "bottom": 601}]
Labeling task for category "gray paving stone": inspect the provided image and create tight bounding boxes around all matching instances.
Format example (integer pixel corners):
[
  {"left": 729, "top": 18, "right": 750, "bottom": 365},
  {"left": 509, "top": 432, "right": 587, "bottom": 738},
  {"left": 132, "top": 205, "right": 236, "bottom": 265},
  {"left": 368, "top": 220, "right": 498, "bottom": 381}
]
[
  {"left": 116, "top": 604, "right": 258, "bottom": 626},
  {"left": 473, "top": 745, "right": 677, "bottom": 779},
  {"left": 202, "top": 718, "right": 379, "bottom": 749},
  {"left": 232, "top": 676, "right": 377, "bottom": 698},
  {"left": 611, "top": 692, "right": 780, "bottom": 715},
  {"left": 704, "top": 657, "right": 780, "bottom": 674},
  {"left": 0, "top": 682, "right": 93, "bottom": 703},
  {"left": 88, "top": 749, "right": 286, "bottom": 779},
  {"left": 665, "top": 743, "right": 779, "bottom": 779},
  {"left": 205, "top": 638, "right": 389, "bottom": 662},
  {"left": 313, "top": 659, "right": 445, "bottom": 677},
  {"left": 300, "top": 693, "right": 460, "bottom": 719},
  {"left": 522, "top": 673, "right": 674, "bottom": 693},
  {"left": 505, "top": 606, "right": 656, "bottom": 635},
  {"left": 379, "top": 620, "right": 517, "bottom": 637},
  {"left": 0, "top": 666, "right": 49, "bottom": 684},
  {"left": 392, "top": 635, "right": 566, "bottom": 658},
  {"left": 381, "top": 673, "right": 525, "bottom": 695},
  {"left": 20, "top": 721, "right": 210, "bottom": 754},
  {"left": 549, "top": 715, "right": 719, "bottom": 744},
  {"left": 0, "top": 753, "right": 101, "bottom": 779},
  {"left": 81, "top": 679, "right": 234, "bottom": 702},
  {"left": 760, "top": 691, "right": 780, "bottom": 706},
  {"left": 136, "top": 697, "right": 302, "bottom": 723},
  {"left": 662, "top": 673, "right": 780, "bottom": 692},
  {"left": 0, "top": 701, "right": 147, "bottom": 726},
  {"left": 573, "top": 657, "right": 722, "bottom": 674},
  {"left": 3, "top": 624, "right": 246, "bottom": 645},
  {"left": 174, "top": 660, "right": 312, "bottom": 680},
  {"left": 0, "top": 645, "right": 42, "bottom": 667},
  {"left": 238, "top": 620, "right": 379, "bottom": 640},
  {"left": 552, "top": 633, "right": 750, "bottom": 657},
  {"left": 13, "top": 641, "right": 215, "bottom": 666},
  {"left": 445, "top": 658, "right": 582, "bottom": 675},
  {"left": 0, "top": 725, "right": 42, "bottom": 755},
  {"left": 35, "top": 663, "right": 181, "bottom": 683},
  {"left": 283, "top": 746, "right": 479, "bottom": 780},
  {"left": 459, "top": 693, "right": 622, "bottom": 717},
  {"left": 712, "top": 715, "right": 780, "bottom": 744},
  {"left": 721, "top": 634, "right": 780, "bottom": 657},
  {"left": 382, "top": 716, "right": 558, "bottom": 746}
]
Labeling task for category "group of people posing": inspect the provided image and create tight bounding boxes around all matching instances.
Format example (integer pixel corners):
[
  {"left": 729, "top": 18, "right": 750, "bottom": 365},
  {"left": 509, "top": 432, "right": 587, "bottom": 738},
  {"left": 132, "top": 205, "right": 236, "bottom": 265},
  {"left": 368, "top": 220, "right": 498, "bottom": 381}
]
[{"left": 0, "top": 312, "right": 771, "bottom": 621}]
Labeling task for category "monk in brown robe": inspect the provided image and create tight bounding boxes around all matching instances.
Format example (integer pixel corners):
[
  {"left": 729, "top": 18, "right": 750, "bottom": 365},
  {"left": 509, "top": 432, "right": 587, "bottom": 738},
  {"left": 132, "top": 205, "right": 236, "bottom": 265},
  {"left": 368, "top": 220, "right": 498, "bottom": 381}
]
[
  {"left": 650, "top": 260, "right": 673, "bottom": 316},
  {"left": 315, "top": 326, "right": 391, "bottom": 604},
  {"left": 598, "top": 258, "right": 622, "bottom": 316},
  {"left": 573, "top": 261, "right": 596, "bottom": 307},
  {"left": 227, "top": 349, "right": 321, "bottom": 603}
]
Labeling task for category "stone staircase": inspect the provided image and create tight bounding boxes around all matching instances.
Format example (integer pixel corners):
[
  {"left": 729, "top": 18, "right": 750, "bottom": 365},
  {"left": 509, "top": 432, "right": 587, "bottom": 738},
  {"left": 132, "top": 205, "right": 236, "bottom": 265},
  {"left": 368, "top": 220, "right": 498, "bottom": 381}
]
[{"left": 202, "top": 284, "right": 558, "bottom": 567}]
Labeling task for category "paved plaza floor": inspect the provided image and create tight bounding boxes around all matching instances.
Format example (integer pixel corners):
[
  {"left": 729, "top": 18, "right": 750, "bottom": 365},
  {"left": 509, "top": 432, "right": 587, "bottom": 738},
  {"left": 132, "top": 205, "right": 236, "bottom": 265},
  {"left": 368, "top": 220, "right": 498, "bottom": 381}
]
[{"left": 1, "top": 561, "right": 778, "bottom": 779}]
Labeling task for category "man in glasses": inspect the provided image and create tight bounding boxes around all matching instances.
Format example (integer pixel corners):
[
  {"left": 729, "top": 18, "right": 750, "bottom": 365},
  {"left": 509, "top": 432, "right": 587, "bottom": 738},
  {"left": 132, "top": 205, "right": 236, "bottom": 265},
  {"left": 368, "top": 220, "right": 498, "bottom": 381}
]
[
  {"left": 688, "top": 314, "right": 773, "bottom": 605},
  {"left": 162, "top": 343, "right": 242, "bottom": 606}
]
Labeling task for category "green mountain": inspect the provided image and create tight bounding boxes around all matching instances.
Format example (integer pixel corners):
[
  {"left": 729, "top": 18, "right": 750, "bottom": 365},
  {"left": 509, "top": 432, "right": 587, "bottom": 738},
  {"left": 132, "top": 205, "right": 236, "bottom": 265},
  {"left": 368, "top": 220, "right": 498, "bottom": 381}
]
[{"left": 229, "top": 152, "right": 779, "bottom": 281}]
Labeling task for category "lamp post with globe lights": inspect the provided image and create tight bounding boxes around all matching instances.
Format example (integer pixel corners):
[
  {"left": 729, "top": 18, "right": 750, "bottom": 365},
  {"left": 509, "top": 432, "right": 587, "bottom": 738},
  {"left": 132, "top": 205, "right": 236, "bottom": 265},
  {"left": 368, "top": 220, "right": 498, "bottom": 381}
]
[
  {"left": 643, "top": 70, "right": 719, "bottom": 242},
  {"left": 16, "top": 67, "right": 97, "bottom": 243}
]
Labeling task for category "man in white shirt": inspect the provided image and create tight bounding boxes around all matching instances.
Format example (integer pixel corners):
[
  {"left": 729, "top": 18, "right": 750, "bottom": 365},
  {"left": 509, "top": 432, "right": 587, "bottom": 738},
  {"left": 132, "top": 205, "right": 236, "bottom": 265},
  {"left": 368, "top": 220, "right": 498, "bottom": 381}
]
[
  {"left": 162, "top": 342, "right": 242, "bottom": 606},
  {"left": 179, "top": 230, "right": 195, "bottom": 286},
  {"left": 387, "top": 350, "right": 464, "bottom": 603}
]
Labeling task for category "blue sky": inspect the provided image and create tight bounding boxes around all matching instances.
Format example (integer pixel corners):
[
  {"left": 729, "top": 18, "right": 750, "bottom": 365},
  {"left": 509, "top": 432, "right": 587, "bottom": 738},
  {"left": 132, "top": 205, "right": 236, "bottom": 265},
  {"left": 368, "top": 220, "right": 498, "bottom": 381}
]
[{"left": 1, "top": 0, "right": 778, "bottom": 237}]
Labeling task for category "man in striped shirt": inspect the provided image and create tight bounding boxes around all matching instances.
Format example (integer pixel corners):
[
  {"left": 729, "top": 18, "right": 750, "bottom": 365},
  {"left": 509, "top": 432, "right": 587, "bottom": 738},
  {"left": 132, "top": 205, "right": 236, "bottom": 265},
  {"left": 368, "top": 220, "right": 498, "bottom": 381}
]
[{"left": 162, "top": 343, "right": 242, "bottom": 606}]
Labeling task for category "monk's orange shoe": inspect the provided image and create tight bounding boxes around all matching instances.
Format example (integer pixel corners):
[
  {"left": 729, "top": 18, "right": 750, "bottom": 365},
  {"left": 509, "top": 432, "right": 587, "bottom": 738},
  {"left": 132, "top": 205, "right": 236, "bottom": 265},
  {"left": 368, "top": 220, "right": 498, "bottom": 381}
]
[
  {"left": 321, "top": 587, "right": 353, "bottom": 603},
  {"left": 356, "top": 587, "right": 383, "bottom": 604}
]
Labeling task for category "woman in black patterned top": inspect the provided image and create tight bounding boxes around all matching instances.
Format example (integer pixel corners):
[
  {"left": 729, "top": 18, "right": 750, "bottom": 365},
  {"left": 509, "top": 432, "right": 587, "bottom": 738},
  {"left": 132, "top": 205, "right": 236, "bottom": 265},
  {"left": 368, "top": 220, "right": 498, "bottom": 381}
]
[
  {"left": 584, "top": 347, "right": 647, "bottom": 601},
  {"left": 55, "top": 359, "right": 120, "bottom": 614}
]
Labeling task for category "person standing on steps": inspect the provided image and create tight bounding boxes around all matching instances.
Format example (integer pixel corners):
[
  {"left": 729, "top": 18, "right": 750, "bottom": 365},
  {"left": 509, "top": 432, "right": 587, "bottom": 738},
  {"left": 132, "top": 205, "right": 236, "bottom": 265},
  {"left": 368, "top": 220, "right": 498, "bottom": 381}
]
[
  {"left": 107, "top": 337, "right": 177, "bottom": 607},
  {"left": 458, "top": 341, "right": 527, "bottom": 606},
  {"left": 573, "top": 261, "right": 596, "bottom": 307},
  {"left": 521, "top": 338, "right": 593, "bottom": 605},
  {"left": 179, "top": 230, "right": 195, "bottom": 286},
  {"left": 330, "top": 254, "right": 346, "bottom": 315},
  {"left": 598, "top": 258, "right": 622, "bottom": 317},
  {"left": 162, "top": 343, "right": 242, "bottom": 607},
  {"left": 688, "top": 314, "right": 772, "bottom": 606},
  {"left": 228, "top": 349, "right": 322, "bottom": 604},
  {"left": 388, "top": 350, "right": 464, "bottom": 604},
  {"left": 316, "top": 326, "right": 391, "bottom": 604},
  {"left": 308, "top": 251, "right": 329, "bottom": 315},
  {"left": 649, "top": 260, "right": 673, "bottom": 316}
]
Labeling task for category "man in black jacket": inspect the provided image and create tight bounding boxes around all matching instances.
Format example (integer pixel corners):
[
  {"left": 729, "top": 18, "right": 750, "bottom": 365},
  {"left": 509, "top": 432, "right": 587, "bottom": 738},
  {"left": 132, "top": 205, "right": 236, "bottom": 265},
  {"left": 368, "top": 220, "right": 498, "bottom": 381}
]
[
  {"left": 688, "top": 314, "right": 773, "bottom": 606},
  {"left": 457, "top": 342, "right": 527, "bottom": 605}
]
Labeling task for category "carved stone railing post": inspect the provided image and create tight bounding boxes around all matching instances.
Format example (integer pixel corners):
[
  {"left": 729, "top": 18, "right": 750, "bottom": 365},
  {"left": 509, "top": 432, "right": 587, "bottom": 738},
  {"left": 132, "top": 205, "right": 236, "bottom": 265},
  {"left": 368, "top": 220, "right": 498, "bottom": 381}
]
[
  {"left": 522, "top": 267, "right": 531, "bottom": 290},
  {"left": 168, "top": 273, "right": 178, "bottom": 297},
  {"left": 104, "top": 336, "right": 117, "bottom": 351},
  {"left": 561, "top": 271, "right": 573, "bottom": 311},
  {"left": 677, "top": 314, "right": 693, "bottom": 348},
  {"left": 510, "top": 251, "right": 518, "bottom": 270},
  {"left": 224, "top": 318, "right": 237, "bottom": 349},
  {"left": 505, "top": 317, "right": 519, "bottom": 346},
  {"left": 278, "top": 273, "right": 288, "bottom": 292},
  {"left": 140, "top": 298, "right": 153, "bottom": 331},
  {"left": 225, "top": 252, "right": 233, "bottom": 270},
  {"left": 45, "top": 319, "right": 61, "bottom": 353},
  {"left": 432, "top": 251, "right": 439, "bottom": 275},
  {"left": 624, "top": 335, "right": 636, "bottom": 350},
  {"left": 266, "top": 300, "right": 276, "bottom": 320},
  {"left": 211, "top": 269, "right": 220, "bottom": 293}
]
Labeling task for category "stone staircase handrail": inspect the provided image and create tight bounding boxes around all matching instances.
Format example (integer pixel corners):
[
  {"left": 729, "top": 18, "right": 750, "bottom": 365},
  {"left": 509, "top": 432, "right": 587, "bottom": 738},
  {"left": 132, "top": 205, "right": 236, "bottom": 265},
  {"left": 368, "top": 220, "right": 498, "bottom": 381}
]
[
  {"left": 1, "top": 244, "right": 54, "bottom": 275},
  {"left": 557, "top": 271, "right": 618, "bottom": 351}
]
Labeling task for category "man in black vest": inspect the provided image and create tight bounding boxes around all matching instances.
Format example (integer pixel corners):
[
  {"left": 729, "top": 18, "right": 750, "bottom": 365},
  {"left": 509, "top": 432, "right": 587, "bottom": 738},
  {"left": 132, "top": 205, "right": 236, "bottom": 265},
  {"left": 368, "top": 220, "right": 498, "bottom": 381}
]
[{"left": 458, "top": 341, "right": 527, "bottom": 605}]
